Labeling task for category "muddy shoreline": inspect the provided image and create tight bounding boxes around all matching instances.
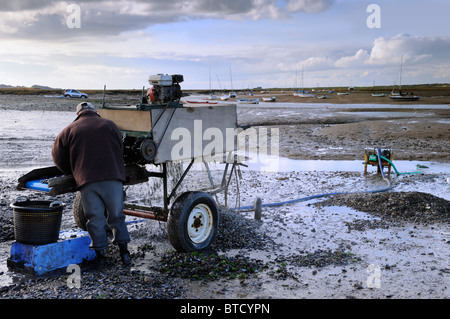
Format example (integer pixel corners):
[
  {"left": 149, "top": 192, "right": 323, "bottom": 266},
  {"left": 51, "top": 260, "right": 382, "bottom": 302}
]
[
  {"left": 0, "top": 94, "right": 449, "bottom": 300},
  {"left": 1, "top": 93, "right": 449, "bottom": 162}
]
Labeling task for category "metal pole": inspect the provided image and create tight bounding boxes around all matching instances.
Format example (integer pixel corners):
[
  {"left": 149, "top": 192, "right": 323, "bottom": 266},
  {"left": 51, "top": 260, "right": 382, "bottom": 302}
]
[
  {"left": 123, "top": 208, "right": 168, "bottom": 222},
  {"left": 102, "top": 85, "right": 106, "bottom": 108},
  {"left": 162, "top": 163, "right": 168, "bottom": 210},
  {"left": 168, "top": 158, "right": 195, "bottom": 202}
]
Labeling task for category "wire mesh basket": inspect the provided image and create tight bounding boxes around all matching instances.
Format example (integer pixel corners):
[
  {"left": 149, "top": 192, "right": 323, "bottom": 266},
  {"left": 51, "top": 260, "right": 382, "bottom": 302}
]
[{"left": 11, "top": 196, "right": 64, "bottom": 245}]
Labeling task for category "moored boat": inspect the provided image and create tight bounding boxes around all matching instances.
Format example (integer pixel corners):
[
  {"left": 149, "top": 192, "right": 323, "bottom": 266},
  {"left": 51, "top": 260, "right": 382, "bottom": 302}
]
[
  {"left": 389, "top": 94, "right": 420, "bottom": 101},
  {"left": 237, "top": 98, "right": 259, "bottom": 104},
  {"left": 390, "top": 55, "right": 420, "bottom": 101},
  {"left": 294, "top": 91, "right": 315, "bottom": 97}
]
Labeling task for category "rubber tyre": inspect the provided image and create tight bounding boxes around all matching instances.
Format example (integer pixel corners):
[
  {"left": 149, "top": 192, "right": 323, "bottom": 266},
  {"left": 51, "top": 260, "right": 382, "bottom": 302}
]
[
  {"left": 73, "top": 191, "right": 88, "bottom": 231},
  {"left": 167, "top": 191, "right": 219, "bottom": 252}
]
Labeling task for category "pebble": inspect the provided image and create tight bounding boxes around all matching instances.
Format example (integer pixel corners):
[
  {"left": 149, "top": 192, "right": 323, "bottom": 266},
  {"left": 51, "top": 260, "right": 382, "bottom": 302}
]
[
  {"left": 1, "top": 171, "right": 448, "bottom": 299},
  {"left": 316, "top": 191, "right": 450, "bottom": 225}
]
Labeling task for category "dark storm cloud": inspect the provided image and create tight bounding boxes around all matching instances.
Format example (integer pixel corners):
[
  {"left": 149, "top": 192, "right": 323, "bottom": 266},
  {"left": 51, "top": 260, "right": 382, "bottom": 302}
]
[
  {"left": 0, "top": 0, "right": 335, "bottom": 40},
  {"left": 0, "top": 0, "right": 59, "bottom": 12}
]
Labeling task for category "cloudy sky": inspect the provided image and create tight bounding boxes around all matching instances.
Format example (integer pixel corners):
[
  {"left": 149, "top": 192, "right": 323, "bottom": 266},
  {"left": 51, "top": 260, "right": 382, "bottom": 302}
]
[{"left": 1, "top": 0, "right": 449, "bottom": 90}]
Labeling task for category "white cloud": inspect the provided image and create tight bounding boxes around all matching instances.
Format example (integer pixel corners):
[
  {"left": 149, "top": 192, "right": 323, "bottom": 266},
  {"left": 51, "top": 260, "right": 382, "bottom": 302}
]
[
  {"left": 331, "top": 34, "right": 450, "bottom": 73},
  {"left": 334, "top": 49, "right": 370, "bottom": 68},
  {"left": 367, "top": 34, "right": 450, "bottom": 66}
]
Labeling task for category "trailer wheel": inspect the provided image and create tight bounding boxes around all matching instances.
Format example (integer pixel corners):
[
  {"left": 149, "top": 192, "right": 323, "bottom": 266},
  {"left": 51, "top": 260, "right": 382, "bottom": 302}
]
[
  {"left": 73, "top": 191, "right": 87, "bottom": 231},
  {"left": 167, "top": 191, "right": 218, "bottom": 252}
]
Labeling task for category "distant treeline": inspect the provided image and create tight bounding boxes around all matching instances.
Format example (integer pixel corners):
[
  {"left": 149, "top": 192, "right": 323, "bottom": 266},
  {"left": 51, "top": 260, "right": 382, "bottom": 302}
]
[
  {"left": 0, "top": 83, "right": 448, "bottom": 95},
  {"left": 0, "top": 87, "right": 142, "bottom": 96}
]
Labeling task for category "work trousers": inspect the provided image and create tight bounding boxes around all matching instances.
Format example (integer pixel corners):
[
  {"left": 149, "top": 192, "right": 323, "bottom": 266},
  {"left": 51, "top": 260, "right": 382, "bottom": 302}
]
[{"left": 79, "top": 180, "right": 130, "bottom": 250}]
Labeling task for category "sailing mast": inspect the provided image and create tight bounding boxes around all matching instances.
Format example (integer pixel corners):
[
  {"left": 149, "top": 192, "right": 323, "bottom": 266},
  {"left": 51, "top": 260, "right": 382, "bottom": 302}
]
[
  {"left": 389, "top": 55, "right": 420, "bottom": 101},
  {"left": 208, "top": 69, "right": 217, "bottom": 100},
  {"left": 293, "top": 65, "right": 315, "bottom": 97},
  {"left": 301, "top": 65, "right": 304, "bottom": 94},
  {"left": 399, "top": 55, "right": 403, "bottom": 94},
  {"left": 229, "top": 67, "right": 233, "bottom": 91},
  {"left": 229, "top": 67, "right": 236, "bottom": 97},
  {"left": 293, "top": 69, "right": 298, "bottom": 94}
]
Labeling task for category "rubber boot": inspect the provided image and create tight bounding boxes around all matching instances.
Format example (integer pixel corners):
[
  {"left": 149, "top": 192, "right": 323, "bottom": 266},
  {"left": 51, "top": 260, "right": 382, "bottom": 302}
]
[
  {"left": 118, "top": 243, "right": 132, "bottom": 267},
  {"left": 94, "top": 249, "right": 107, "bottom": 270}
]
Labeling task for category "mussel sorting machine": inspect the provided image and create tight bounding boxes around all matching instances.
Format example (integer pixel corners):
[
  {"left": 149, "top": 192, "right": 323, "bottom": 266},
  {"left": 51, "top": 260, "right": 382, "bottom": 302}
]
[{"left": 16, "top": 74, "right": 245, "bottom": 252}]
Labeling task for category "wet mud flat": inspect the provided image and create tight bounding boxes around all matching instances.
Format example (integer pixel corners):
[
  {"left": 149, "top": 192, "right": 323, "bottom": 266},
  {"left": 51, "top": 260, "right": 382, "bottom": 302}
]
[
  {"left": 237, "top": 103, "right": 450, "bottom": 162},
  {"left": 0, "top": 94, "right": 449, "bottom": 299},
  {"left": 1, "top": 93, "right": 449, "bottom": 162},
  {"left": 1, "top": 168, "right": 449, "bottom": 299}
]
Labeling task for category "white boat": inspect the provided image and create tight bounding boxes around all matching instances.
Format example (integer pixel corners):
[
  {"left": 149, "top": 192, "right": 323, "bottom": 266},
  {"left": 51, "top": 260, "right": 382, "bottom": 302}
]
[
  {"left": 294, "top": 91, "right": 315, "bottom": 97},
  {"left": 220, "top": 94, "right": 230, "bottom": 101},
  {"left": 262, "top": 96, "right": 276, "bottom": 102},
  {"left": 237, "top": 98, "right": 259, "bottom": 104},
  {"left": 371, "top": 93, "right": 386, "bottom": 97},
  {"left": 336, "top": 92, "right": 349, "bottom": 96},
  {"left": 317, "top": 95, "right": 328, "bottom": 99},
  {"left": 229, "top": 92, "right": 237, "bottom": 98}
]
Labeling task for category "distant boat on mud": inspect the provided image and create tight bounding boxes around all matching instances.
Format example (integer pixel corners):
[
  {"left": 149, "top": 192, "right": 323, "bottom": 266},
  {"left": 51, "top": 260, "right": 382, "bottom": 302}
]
[
  {"left": 372, "top": 93, "right": 386, "bottom": 97},
  {"left": 293, "top": 66, "right": 315, "bottom": 97},
  {"left": 237, "top": 98, "right": 259, "bottom": 104},
  {"left": 390, "top": 55, "right": 420, "bottom": 101},
  {"left": 390, "top": 94, "right": 420, "bottom": 101},
  {"left": 294, "top": 91, "right": 315, "bottom": 97}
]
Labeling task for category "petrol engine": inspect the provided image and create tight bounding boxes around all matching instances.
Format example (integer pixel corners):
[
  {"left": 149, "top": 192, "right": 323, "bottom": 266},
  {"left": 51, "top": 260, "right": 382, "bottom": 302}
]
[{"left": 147, "top": 74, "right": 184, "bottom": 104}]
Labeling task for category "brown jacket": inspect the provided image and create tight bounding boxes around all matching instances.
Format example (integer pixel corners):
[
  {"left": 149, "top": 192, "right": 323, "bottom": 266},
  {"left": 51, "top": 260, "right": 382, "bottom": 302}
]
[{"left": 52, "top": 110, "right": 126, "bottom": 187}]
